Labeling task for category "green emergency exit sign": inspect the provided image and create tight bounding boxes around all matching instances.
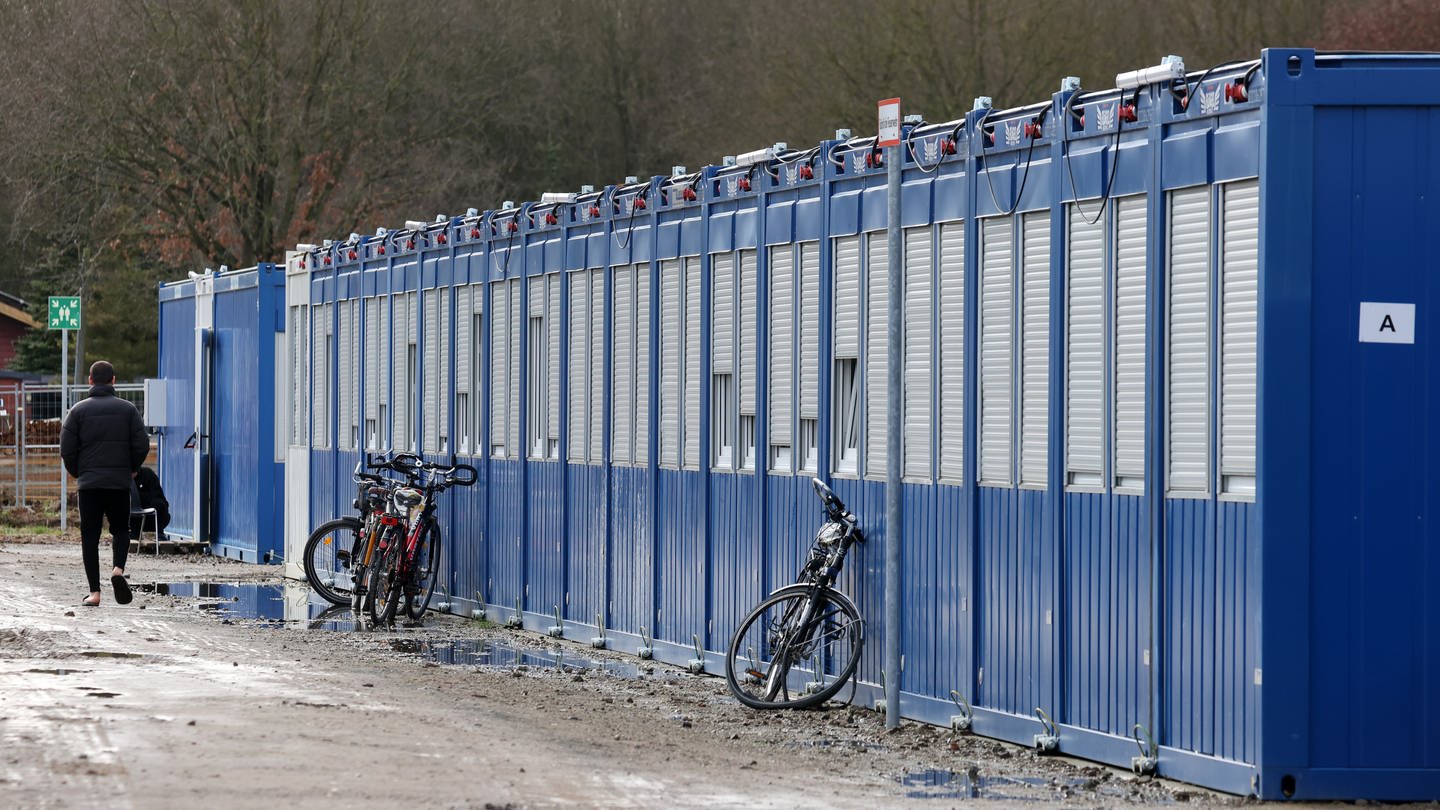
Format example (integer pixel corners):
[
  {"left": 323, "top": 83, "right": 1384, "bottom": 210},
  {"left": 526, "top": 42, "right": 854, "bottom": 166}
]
[{"left": 48, "top": 296, "right": 81, "bottom": 330}]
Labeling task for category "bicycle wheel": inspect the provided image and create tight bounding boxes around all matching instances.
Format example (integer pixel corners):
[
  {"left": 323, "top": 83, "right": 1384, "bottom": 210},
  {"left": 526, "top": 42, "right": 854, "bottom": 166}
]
[
  {"left": 404, "top": 518, "right": 442, "bottom": 620},
  {"left": 725, "top": 584, "right": 864, "bottom": 710},
  {"left": 302, "top": 517, "right": 364, "bottom": 606},
  {"left": 369, "top": 532, "right": 406, "bottom": 628}
]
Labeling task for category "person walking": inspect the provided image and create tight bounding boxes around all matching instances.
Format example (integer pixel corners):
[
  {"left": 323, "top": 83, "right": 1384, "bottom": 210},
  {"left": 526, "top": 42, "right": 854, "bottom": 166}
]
[{"left": 60, "top": 360, "right": 149, "bottom": 607}]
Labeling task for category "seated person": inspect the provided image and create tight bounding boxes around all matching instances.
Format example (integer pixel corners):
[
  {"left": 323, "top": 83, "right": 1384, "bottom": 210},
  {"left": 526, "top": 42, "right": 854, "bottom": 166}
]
[{"left": 130, "top": 466, "right": 171, "bottom": 542}]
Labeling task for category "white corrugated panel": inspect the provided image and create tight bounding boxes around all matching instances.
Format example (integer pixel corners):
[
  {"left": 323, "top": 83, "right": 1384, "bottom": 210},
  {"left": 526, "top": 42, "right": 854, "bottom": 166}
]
[
  {"left": 798, "top": 243, "right": 820, "bottom": 419},
  {"left": 344, "top": 300, "right": 359, "bottom": 451},
  {"left": 660, "top": 259, "right": 681, "bottom": 468},
  {"left": 1168, "top": 186, "right": 1211, "bottom": 494},
  {"left": 979, "top": 217, "right": 1013, "bottom": 485},
  {"left": 938, "top": 222, "right": 965, "bottom": 482},
  {"left": 507, "top": 282, "right": 520, "bottom": 456},
  {"left": 311, "top": 304, "right": 330, "bottom": 447},
  {"left": 336, "top": 301, "right": 350, "bottom": 450},
  {"left": 770, "top": 244, "right": 794, "bottom": 453},
  {"left": 547, "top": 274, "right": 560, "bottom": 454},
  {"left": 423, "top": 289, "right": 439, "bottom": 453},
  {"left": 865, "top": 233, "right": 889, "bottom": 480},
  {"left": 612, "top": 266, "right": 634, "bottom": 464},
  {"left": 634, "top": 263, "right": 651, "bottom": 464},
  {"left": 364, "top": 299, "right": 379, "bottom": 435},
  {"left": 526, "top": 276, "right": 546, "bottom": 459},
  {"left": 833, "top": 236, "right": 861, "bottom": 358},
  {"left": 903, "top": 226, "right": 932, "bottom": 479},
  {"left": 683, "top": 257, "right": 701, "bottom": 470},
  {"left": 1114, "top": 196, "right": 1147, "bottom": 488},
  {"left": 440, "top": 288, "right": 452, "bottom": 453},
  {"left": 491, "top": 280, "right": 509, "bottom": 457},
  {"left": 292, "top": 306, "right": 306, "bottom": 446},
  {"left": 569, "top": 271, "right": 588, "bottom": 461},
  {"left": 1020, "top": 212, "right": 1050, "bottom": 487},
  {"left": 1066, "top": 205, "right": 1104, "bottom": 486},
  {"left": 1220, "top": 179, "right": 1258, "bottom": 496},
  {"left": 588, "top": 268, "right": 605, "bottom": 462},
  {"left": 712, "top": 252, "right": 735, "bottom": 373},
  {"left": 457, "top": 287, "right": 473, "bottom": 399},
  {"left": 738, "top": 250, "right": 757, "bottom": 415},
  {"left": 392, "top": 294, "right": 410, "bottom": 452}
]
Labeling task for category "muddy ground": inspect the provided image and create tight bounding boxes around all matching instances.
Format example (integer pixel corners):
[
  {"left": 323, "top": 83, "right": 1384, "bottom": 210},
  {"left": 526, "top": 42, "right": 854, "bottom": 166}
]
[{"left": 0, "top": 534, "right": 1380, "bottom": 809}]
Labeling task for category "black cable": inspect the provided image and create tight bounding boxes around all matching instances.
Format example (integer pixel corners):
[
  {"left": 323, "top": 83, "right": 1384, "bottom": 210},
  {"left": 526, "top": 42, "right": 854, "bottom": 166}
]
[
  {"left": 1063, "top": 88, "right": 1134, "bottom": 226},
  {"left": 979, "top": 108, "right": 1042, "bottom": 217},
  {"left": 613, "top": 188, "right": 644, "bottom": 250}
]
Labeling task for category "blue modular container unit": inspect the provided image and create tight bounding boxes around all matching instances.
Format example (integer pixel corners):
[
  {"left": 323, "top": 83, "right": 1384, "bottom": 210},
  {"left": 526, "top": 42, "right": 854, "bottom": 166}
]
[
  {"left": 156, "top": 264, "right": 285, "bottom": 562},
  {"left": 268, "top": 49, "right": 1440, "bottom": 800}
]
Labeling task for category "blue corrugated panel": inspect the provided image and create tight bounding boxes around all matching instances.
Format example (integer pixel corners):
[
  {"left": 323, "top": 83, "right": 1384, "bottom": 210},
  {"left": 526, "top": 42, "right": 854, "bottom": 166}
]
[
  {"left": 932, "top": 484, "right": 974, "bottom": 705},
  {"left": 655, "top": 469, "right": 704, "bottom": 645},
  {"left": 157, "top": 291, "right": 196, "bottom": 539},
  {"left": 708, "top": 472, "right": 761, "bottom": 648},
  {"left": 608, "top": 464, "right": 652, "bottom": 634},
  {"left": 565, "top": 464, "right": 607, "bottom": 624},
  {"left": 211, "top": 283, "right": 260, "bottom": 554},
  {"left": 526, "top": 460, "right": 565, "bottom": 619},
  {"left": 898, "top": 482, "right": 936, "bottom": 696},
  {"left": 447, "top": 465, "right": 487, "bottom": 609},
  {"left": 487, "top": 459, "right": 524, "bottom": 613}
]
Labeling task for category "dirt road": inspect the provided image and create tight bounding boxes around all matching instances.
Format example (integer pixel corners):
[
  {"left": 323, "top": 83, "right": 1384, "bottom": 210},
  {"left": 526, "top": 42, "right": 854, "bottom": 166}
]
[{"left": 1, "top": 535, "right": 1213, "bottom": 809}]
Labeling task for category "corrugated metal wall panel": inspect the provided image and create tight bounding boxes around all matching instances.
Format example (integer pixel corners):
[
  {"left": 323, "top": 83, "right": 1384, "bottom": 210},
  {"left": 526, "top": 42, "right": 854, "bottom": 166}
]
[
  {"left": 938, "top": 222, "right": 965, "bottom": 483},
  {"left": 708, "top": 473, "right": 762, "bottom": 649},
  {"left": 565, "top": 464, "right": 606, "bottom": 620},
  {"left": 609, "top": 465, "right": 652, "bottom": 633},
  {"left": 864, "top": 233, "right": 888, "bottom": 480},
  {"left": 903, "top": 226, "right": 932, "bottom": 479},
  {"left": 159, "top": 295, "right": 196, "bottom": 537},
  {"left": 657, "top": 469, "right": 705, "bottom": 643},
  {"left": 683, "top": 257, "right": 701, "bottom": 470},
  {"left": 1113, "top": 196, "right": 1147, "bottom": 489},
  {"left": 979, "top": 218, "right": 1013, "bottom": 485},
  {"left": 1019, "top": 211, "right": 1049, "bottom": 487},
  {"left": 1066, "top": 206, "right": 1104, "bottom": 486},
  {"left": 1167, "top": 186, "right": 1211, "bottom": 494},
  {"left": 660, "top": 259, "right": 681, "bottom": 468},
  {"left": 212, "top": 285, "right": 263, "bottom": 551},
  {"left": 978, "top": 487, "right": 1048, "bottom": 716},
  {"left": 526, "top": 461, "right": 564, "bottom": 613},
  {"left": 1219, "top": 179, "right": 1258, "bottom": 497},
  {"left": 769, "top": 244, "right": 795, "bottom": 459}
]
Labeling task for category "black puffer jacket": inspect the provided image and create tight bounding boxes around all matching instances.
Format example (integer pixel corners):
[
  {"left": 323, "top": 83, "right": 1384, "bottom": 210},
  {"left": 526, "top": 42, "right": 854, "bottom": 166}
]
[{"left": 60, "top": 384, "right": 149, "bottom": 491}]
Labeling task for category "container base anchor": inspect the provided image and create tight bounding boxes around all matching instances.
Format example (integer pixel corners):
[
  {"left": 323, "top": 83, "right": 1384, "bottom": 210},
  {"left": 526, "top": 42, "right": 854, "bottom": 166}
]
[
  {"left": 1131, "top": 723, "right": 1159, "bottom": 775},
  {"left": 949, "top": 690, "right": 974, "bottom": 733},
  {"left": 687, "top": 634, "right": 706, "bottom": 673},
  {"left": 590, "top": 612, "right": 608, "bottom": 649},
  {"left": 548, "top": 605, "right": 564, "bottom": 638},
  {"left": 874, "top": 669, "right": 888, "bottom": 713},
  {"left": 803, "top": 655, "right": 825, "bottom": 695},
  {"left": 507, "top": 598, "right": 523, "bottom": 628},
  {"left": 1033, "top": 707, "right": 1059, "bottom": 753},
  {"left": 471, "top": 590, "right": 486, "bottom": 621},
  {"left": 637, "top": 626, "right": 654, "bottom": 660},
  {"left": 434, "top": 585, "right": 452, "bottom": 613}
]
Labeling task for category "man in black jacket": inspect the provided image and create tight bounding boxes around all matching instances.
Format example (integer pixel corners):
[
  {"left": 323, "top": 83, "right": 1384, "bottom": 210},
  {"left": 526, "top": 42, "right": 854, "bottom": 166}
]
[{"left": 60, "top": 360, "right": 149, "bottom": 607}]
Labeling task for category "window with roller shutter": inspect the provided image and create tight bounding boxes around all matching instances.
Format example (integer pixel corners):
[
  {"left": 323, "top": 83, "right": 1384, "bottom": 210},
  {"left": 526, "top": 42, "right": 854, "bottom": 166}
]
[
  {"left": 660, "top": 259, "right": 682, "bottom": 469},
  {"left": 568, "top": 271, "right": 588, "bottom": 462},
  {"left": 1220, "top": 179, "right": 1258, "bottom": 498},
  {"left": 290, "top": 305, "right": 307, "bottom": 446},
  {"left": 797, "top": 243, "right": 820, "bottom": 473},
  {"left": 587, "top": 269, "right": 604, "bottom": 463},
  {"left": 903, "top": 226, "right": 932, "bottom": 480},
  {"left": 1019, "top": 211, "right": 1050, "bottom": 488},
  {"left": 769, "top": 244, "right": 794, "bottom": 473},
  {"left": 338, "top": 300, "right": 358, "bottom": 451},
  {"left": 737, "top": 250, "right": 756, "bottom": 470},
  {"left": 1113, "top": 195, "right": 1147, "bottom": 491},
  {"left": 546, "top": 274, "right": 560, "bottom": 459},
  {"left": 682, "top": 256, "right": 701, "bottom": 470},
  {"left": 634, "top": 262, "right": 651, "bottom": 465},
  {"left": 979, "top": 217, "right": 1013, "bottom": 486},
  {"left": 937, "top": 222, "right": 965, "bottom": 484},
  {"left": 711, "top": 252, "right": 736, "bottom": 470},
  {"left": 491, "top": 280, "right": 512, "bottom": 458},
  {"left": 422, "top": 289, "right": 439, "bottom": 453},
  {"left": 865, "top": 233, "right": 888, "bottom": 480},
  {"left": 1167, "top": 186, "right": 1211, "bottom": 495},
  {"left": 832, "top": 235, "right": 861, "bottom": 476},
  {"left": 311, "top": 303, "right": 331, "bottom": 448},
  {"left": 1066, "top": 205, "right": 1104, "bottom": 488}
]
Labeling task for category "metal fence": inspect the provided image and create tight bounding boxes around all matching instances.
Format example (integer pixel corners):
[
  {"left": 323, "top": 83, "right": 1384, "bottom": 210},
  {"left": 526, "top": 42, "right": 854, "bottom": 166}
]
[{"left": 0, "top": 382, "right": 151, "bottom": 508}]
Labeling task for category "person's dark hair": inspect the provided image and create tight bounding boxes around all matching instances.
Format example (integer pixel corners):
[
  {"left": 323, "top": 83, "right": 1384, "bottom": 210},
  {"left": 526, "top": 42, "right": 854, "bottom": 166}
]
[{"left": 89, "top": 360, "right": 115, "bottom": 385}]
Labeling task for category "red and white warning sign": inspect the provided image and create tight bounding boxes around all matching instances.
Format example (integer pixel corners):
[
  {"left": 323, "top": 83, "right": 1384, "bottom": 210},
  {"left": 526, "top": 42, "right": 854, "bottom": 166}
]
[{"left": 877, "top": 98, "right": 902, "bottom": 148}]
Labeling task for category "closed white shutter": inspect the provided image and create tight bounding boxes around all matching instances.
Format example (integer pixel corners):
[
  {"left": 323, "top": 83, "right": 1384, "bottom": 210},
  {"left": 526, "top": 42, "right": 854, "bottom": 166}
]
[
  {"left": 769, "top": 244, "right": 795, "bottom": 456},
  {"left": 612, "top": 266, "right": 634, "bottom": 464},
  {"left": 423, "top": 289, "right": 439, "bottom": 453},
  {"left": 660, "top": 259, "right": 681, "bottom": 468},
  {"left": 470, "top": 286, "right": 484, "bottom": 456},
  {"left": 634, "top": 263, "right": 651, "bottom": 465},
  {"left": 491, "top": 280, "right": 509, "bottom": 457},
  {"left": 1066, "top": 205, "right": 1105, "bottom": 487},
  {"left": 1220, "top": 179, "right": 1258, "bottom": 497},
  {"left": 1168, "top": 186, "right": 1211, "bottom": 494},
  {"left": 833, "top": 236, "right": 861, "bottom": 358},
  {"left": 712, "top": 253, "right": 735, "bottom": 373},
  {"left": 979, "top": 217, "right": 1013, "bottom": 485},
  {"left": 457, "top": 287, "right": 473, "bottom": 405},
  {"left": 738, "top": 250, "right": 757, "bottom": 416},
  {"left": 683, "top": 257, "right": 701, "bottom": 470},
  {"left": 364, "top": 298, "right": 379, "bottom": 448},
  {"left": 903, "top": 226, "right": 932, "bottom": 479},
  {"left": 346, "top": 300, "right": 360, "bottom": 451},
  {"left": 393, "top": 294, "right": 410, "bottom": 452},
  {"left": 336, "top": 301, "right": 352, "bottom": 451},
  {"left": 798, "top": 243, "right": 820, "bottom": 419},
  {"left": 311, "top": 304, "right": 330, "bottom": 447},
  {"left": 291, "top": 305, "right": 306, "bottom": 446},
  {"left": 507, "top": 282, "right": 521, "bottom": 457},
  {"left": 527, "top": 276, "right": 546, "bottom": 460},
  {"left": 569, "top": 271, "right": 588, "bottom": 461},
  {"left": 588, "top": 269, "right": 605, "bottom": 462},
  {"left": 865, "top": 233, "right": 889, "bottom": 480},
  {"left": 1019, "top": 211, "right": 1050, "bottom": 487},
  {"left": 547, "top": 274, "right": 560, "bottom": 456},
  {"left": 938, "top": 222, "right": 965, "bottom": 482},
  {"left": 440, "top": 288, "right": 452, "bottom": 453},
  {"left": 1114, "top": 196, "right": 1147, "bottom": 488}
]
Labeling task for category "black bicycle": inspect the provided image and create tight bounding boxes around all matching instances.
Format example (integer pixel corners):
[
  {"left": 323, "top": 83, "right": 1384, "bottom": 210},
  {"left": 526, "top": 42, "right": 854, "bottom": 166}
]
[{"left": 724, "top": 477, "right": 866, "bottom": 709}]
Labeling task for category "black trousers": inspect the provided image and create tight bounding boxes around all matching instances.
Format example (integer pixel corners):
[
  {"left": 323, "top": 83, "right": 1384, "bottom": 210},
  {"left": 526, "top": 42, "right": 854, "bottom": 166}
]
[{"left": 79, "top": 488, "right": 131, "bottom": 593}]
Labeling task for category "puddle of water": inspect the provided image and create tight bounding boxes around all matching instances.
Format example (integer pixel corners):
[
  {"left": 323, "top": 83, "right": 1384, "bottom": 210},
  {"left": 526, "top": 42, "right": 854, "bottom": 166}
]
[
  {"left": 387, "top": 638, "right": 646, "bottom": 679},
  {"left": 139, "top": 582, "right": 349, "bottom": 627},
  {"left": 898, "top": 769, "right": 1087, "bottom": 801},
  {"left": 79, "top": 651, "right": 143, "bottom": 659},
  {"left": 25, "top": 668, "right": 86, "bottom": 675},
  {"left": 87, "top": 691, "right": 121, "bottom": 699}
]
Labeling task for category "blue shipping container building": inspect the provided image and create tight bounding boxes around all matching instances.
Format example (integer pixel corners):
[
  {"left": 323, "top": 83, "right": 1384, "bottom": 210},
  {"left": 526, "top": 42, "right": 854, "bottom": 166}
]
[{"left": 159, "top": 49, "right": 1439, "bottom": 800}]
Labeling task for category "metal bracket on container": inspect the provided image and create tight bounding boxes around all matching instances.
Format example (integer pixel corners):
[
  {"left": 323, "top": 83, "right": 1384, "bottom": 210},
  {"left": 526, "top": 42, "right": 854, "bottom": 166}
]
[
  {"left": 1033, "top": 707, "right": 1060, "bottom": 752},
  {"left": 507, "top": 598, "right": 523, "bottom": 628},
  {"left": 471, "top": 590, "right": 486, "bottom": 620},
  {"left": 949, "top": 690, "right": 974, "bottom": 733},
  {"left": 874, "top": 670, "right": 888, "bottom": 713},
  {"left": 590, "top": 612, "right": 608, "bottom": 649},
  {"left": 434, "top": 585, "right": 452, "bottom": 613},
  {"left": 1131, "top": 723, "right": 1159, "bottom": 775},
  {"left": 803, "top": 656, "right": 825, "bottom": 695},
  {"left": 637, "top": 626, "right": 654, "bottom": 660},
  {"left": 687, "top": 634, "right": 706, "bottom": 673},
  {"left": 742, "top": 646, "right": 762, "bottom": 685},
  {"left": 548, "top": 605, "right": 564, "bottom": 638}
]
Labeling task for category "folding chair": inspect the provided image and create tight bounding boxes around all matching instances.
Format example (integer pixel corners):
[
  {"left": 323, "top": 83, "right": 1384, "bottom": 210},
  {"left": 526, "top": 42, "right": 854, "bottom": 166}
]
[{"left": 130, "top": 478, "right": 159, "bottom": 556}]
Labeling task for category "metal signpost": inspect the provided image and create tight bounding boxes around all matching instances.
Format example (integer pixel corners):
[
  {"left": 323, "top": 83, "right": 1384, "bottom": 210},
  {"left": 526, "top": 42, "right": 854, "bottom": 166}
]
[
  {"left": 48, "top": 296, "right": 80, "bottom": 531},
  {"left": 876, "top": 98, "right": 902, "bottom": 731}
]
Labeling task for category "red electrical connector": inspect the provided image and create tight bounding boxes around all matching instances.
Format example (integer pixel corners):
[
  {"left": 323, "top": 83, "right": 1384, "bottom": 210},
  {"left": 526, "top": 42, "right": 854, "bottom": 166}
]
[
  {"left": 940, "top": 138, "right": 957, "bottom": 155},
  {"left": 633, "top": 196, "right": 647, "bottom": 211},
  {"left": 865, "top": 150, "right": 883, "bottom": 168},
  {"left": 1225, "top": 82, "right": 1248, "bottom": 102},
  {"left": 348, "top": 249, "right": 357, "bottom": 261},
  {"left": 588, "top": 204, "right": 601, "bottom": 218},
  {"left": 799, "top": 165, "right": 814, "bottom": 180},
  {"left": 1118, "top": 104, "right": 1138, "bottom": 123},
  {"left": 470, "top": 227, "right": 481, "bottom": 239},
  {"left": 323, "top": 256, "right": 332, "bottom": 266},
  {"left": 437, "top": 233, "right": 446, "bottom": 245},
  {"left": 406, "top": 239, "right": 415, "bottom": 250},
  {"left": 682, "top": 187, "right": 697, "bottom": 202},
  {"left": 1024, "top": 121, "right": 1043, "bottom": 139},
  {"left": 299, "top": 258, "right": 306, "bottom": 269},
  {"left": 377, "top": 246, "right": 386, "bottom": 255},
  {"left": 507, "top": 220, "right": 519, "bottom": 233}
]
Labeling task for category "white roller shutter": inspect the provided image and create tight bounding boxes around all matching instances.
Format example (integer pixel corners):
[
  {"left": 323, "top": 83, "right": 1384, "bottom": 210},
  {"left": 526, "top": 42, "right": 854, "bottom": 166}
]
[
  {"left": 770, "top": 244, "right": 795, "bottom": 459},
  {"left": 527, "top": 276, "right": 546, "bottom": 459},
  {"left": 346, "top": 300, "right": 360, "bottom": 451},
  {"left": 798, "top": 244, "right": 820, "bottom": 419},
  {"left": 612, "top": 266, "right": 634, "bottom": 464},
  {"left": 712, "top": 253, "right": 735, "bottom": 373},
  {"left": 979, "top": 217, "right": 1013, "bottom": 485},
  {"left": 865, "top": 233, "right": 889, "bottom": 480},
  {"left": 491, "top": 280, "right": 510, "bottom": 457},
  {"left": 440, "top": 288, "right": 452, "bottom": 453},
  {"left": 455, "top": 286, "right": 473, "bottom": 454},
  {"left": 833, "top": 236, "right": 861, "bottom": 358},
  {"left": 1066, "top": 205, "right": 1104, "bottom": 487},
  {"left": 392, "top": 294, "right": 411, "bottom": 452},
  {"left": 938, "top": 222, "right": 965, "bottom": 483},
  {"left": 507, "top": 282, "right": 520, "bottom": 457},
  {"left": 588, "top": 269, "right": 604, "bottom": 462},
  {"left": 903, "top": 226, "right": 932, "bottom": 479},
  {"left": 634, "top": 262, "right": 651, "bottom": 465},
  {"left": 683, "top": 257, "right": 701, "bottom": 470},
  {"left": 363, "top": 298, "right": 379, "bottom": 448},
  {"left": 660, "top": 259, "right": 682, "bottom": 468},
  {"left": 336, "top": 301, "right": 352, "bottom": 451},
  {"left": 311, "top": 303, "right": 330, "bottom": 447},
  {"left": 1114, "top": 196, "right": 1147, "bottom": 489},
  {"left": 1220, "top": 179, "right": 1258, "bottom": 497},
  {"left": 1019, "top": 211, "right": 1050, "bottom": 487},
  {"left": 547, "top": 274, "right": 560, "bottom": 457},
  {"left": 1167, "top": 186, "right": 1211, "bottom": 494},
  {"left": 291, "top": 305, "right": 306, "bottom": 446},
  {"left": 423, "top": 289, "right": 439, "bottom": 453},
  {"left": 738, "top": 250, "right": 758, "bottom": 417},
  {"left": 568, "top": 271, "right": 588, "bottom": 461}
]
